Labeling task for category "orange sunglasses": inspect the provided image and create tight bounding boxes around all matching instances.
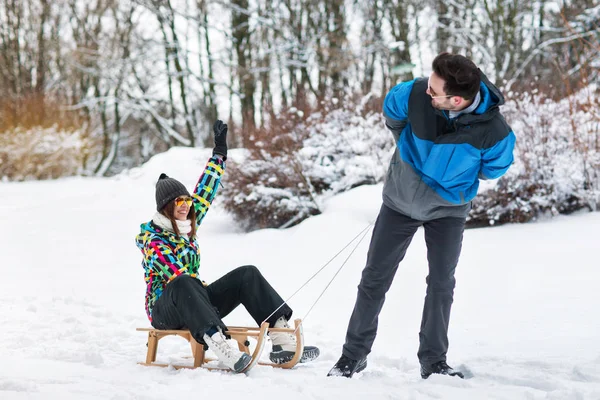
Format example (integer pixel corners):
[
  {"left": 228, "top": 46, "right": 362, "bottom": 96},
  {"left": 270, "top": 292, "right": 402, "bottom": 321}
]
[{"left": 174, "top": 196, "right": 193, "bottom": 207}]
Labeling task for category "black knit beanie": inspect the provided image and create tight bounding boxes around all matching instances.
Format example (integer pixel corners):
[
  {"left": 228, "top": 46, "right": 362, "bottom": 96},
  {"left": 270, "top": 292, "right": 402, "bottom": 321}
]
[{"left": 155, "top": 173, "right": 191, "bottom": 211}]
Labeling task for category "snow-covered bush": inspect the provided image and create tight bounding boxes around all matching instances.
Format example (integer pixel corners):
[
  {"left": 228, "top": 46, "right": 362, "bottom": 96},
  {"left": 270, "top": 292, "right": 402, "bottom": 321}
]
[
  {"left": 0, "top": 125, "right": 91, "bottom": 180},
  {"left": 468, "top": 87, "right": 600, "bottom": 226},
  {"left": 221, "top": 97, "right": 393, "bottom": 231}
]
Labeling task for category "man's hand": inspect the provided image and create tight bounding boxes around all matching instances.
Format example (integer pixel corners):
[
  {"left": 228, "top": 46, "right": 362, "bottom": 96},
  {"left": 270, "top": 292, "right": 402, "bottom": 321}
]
[{"left": 212, "top": 120, "right": 228, "bottom": 160}]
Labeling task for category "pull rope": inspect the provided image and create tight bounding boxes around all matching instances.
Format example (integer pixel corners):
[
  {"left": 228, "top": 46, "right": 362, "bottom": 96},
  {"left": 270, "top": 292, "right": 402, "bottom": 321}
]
[
  {"left": 297, "top": 223, "right": 372, "bottom": 329},
  {"left": 262, "top": 222, "right": 374, "bottom": 330}
]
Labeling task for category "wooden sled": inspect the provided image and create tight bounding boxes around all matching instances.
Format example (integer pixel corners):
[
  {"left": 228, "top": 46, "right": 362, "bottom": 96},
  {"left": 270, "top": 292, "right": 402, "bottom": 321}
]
[{"left": 136, "top": 319, "right": 304, "bottom": 372}]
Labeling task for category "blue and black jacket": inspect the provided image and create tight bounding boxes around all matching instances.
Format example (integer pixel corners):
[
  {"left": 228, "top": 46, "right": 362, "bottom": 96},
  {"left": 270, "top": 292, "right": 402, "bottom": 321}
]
[{"left": 382, "top": 72, "right": 516, "bottom": 220}]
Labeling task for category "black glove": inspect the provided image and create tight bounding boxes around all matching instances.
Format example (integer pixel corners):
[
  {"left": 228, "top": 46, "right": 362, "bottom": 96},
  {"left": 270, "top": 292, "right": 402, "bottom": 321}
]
[{"left": 212, "top": 120, "right": 228, "bottom": 160}]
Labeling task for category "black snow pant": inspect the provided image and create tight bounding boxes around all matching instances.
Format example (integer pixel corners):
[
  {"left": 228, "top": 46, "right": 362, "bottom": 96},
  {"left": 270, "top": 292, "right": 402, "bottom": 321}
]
[
  {"left": 151, "top": 265, "right": 293, "bottom": 345},
  {"left": 342, "top": 203, "right": 465, "bottom": 366}
]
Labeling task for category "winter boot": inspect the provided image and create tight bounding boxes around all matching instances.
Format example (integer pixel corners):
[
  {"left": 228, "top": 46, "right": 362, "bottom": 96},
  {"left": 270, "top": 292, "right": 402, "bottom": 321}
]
[
  {"left": 327, "top": 354, "right": 367, "bottom": 378},
  {"left": 420, "top": 360, "right": 464, "bottom": 379},
  {"left": 269, "top": 316, "right": 320, "bottom": 364},
  {"left": 203, "top": 328, "right": 252, "bottom": 373}
]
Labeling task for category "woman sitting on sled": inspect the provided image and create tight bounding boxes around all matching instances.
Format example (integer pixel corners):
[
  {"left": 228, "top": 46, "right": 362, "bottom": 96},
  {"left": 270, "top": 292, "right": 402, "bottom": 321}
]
[{"left": 135, "top": 120, "right": 319, "bottom": 372}]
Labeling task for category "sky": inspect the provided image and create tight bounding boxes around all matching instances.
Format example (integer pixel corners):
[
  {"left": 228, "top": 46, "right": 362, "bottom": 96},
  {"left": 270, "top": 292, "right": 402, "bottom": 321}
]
[{"left": 1, "top": 147, "right": 599, "bottom": 400}]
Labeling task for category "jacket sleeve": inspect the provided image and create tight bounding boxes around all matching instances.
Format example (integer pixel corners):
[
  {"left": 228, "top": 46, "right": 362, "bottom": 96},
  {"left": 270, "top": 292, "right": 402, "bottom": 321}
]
[
  {"left": 383, "top": 79, "right": 415, "bottom": 142},
  {"left": 145, "top": 239, "right": 189, "bottom": 282},
  {"left": 193, "top": 155, "right": 225, "bottom": 227},
  {"left": 479, "top": 131, "right": 516, "bottom": 180}
]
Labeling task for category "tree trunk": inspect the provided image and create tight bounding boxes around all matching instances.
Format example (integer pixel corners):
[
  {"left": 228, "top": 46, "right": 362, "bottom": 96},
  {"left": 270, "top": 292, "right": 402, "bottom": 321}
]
[
  {"left": 96, "top": 4, "right": 135, "bottom": 176},
  {"left": 387, "top": 0, "right": 413, "bottom": 83},
  {"left": 93, "top": 81, "right": 110, "bottom": 174},
  {"left": 231, "top": 0, "right": 255, "bottom": 145},
  {"left": 197, "top": 0, "right": 217, "bottom": 145},
  {"left": 328, "top": 0, "right": 346, "bottom": 99},
  {"left": 35, "top": 0, "right": 50, "bottom": 123},
  {"left": 159, "top": 21, "right": 177, "bottom": 134},
  {"left": 166, "top": 0, "right": 195, "bottom": 146}
]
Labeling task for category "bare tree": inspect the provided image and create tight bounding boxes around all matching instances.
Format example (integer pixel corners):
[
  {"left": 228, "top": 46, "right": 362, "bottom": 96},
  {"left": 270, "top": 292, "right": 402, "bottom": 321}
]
[
  {"left": 505, "top": 2, "right": 600, "bottom": 96},
  {"left": 0, "top": 0, "right": 55, "bottom": 128},
  {"left": 196, "top": 0, "right": 218, "bottom": 144},
  {"left": 231, "top": 0, "right": 256, "bottom": 143},
  {"left": 385, "top": 0, "right": 414, "bottom": 84},
  {"left": 323, "top": 0, "right": 349, "bottom": 100},
  {"left": 94, "top": 4, "right": 137, "bottom": 175}
]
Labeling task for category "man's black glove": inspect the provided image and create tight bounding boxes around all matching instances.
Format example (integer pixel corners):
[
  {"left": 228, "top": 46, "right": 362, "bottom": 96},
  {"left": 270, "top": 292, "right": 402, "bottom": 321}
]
[{"left": 212, "top": 120, "right": 228, "bottom": 160}]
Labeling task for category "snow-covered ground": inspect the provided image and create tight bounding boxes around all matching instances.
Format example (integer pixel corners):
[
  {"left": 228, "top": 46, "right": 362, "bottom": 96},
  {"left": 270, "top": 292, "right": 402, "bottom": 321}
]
[{"left": 1, "top": 148, "right": 599, "bottom": 400}]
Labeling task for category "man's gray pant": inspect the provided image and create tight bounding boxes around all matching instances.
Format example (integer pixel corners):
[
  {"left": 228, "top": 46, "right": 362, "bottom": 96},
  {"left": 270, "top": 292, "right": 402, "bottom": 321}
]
[{"left": 342, "top": 203, "right": 465, "bottom": 365}]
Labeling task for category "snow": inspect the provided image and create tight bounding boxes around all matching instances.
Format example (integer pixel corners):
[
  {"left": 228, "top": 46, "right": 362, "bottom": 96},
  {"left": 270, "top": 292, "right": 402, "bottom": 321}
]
[{"left": 1, "top": 148, "right": 599, "bottom": 400}]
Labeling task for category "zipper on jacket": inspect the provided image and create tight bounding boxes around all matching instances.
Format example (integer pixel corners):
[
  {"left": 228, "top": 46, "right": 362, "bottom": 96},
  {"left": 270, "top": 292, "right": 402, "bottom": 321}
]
[{"left": 438, "top": 110, "right": 457, "bottom": 136}]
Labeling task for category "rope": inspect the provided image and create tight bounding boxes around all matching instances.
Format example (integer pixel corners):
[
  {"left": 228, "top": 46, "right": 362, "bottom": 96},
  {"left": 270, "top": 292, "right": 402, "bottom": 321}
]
[
  {"left": 262, "top": 222, "right": 374, "bottom": 331},
  {"left": 297, "top": 223, "right": 373, "bottom": 329}
]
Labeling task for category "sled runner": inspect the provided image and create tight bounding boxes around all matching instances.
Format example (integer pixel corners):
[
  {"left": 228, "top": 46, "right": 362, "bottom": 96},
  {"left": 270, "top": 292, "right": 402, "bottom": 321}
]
[{"left": 136, "top": 319, "right": 305, "bottom": 372}]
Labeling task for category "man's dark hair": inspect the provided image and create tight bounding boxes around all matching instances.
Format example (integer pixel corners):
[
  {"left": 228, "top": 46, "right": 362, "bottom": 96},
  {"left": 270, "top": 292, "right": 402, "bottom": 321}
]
[{"left": 432, "top": 52, "right": 481, "bottom": 100}]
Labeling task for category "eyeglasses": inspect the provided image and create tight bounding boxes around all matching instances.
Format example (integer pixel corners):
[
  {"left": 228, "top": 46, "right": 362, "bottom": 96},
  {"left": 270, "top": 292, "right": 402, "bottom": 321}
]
[
  {"left": 429, "top": 92, "right": 454, "bottom": 99},
  {"left": 427, "top": 77, "right": 454, "bottom": 99},
  {"left": 174, "top": 197, "right": 193, "bottom": 207}
]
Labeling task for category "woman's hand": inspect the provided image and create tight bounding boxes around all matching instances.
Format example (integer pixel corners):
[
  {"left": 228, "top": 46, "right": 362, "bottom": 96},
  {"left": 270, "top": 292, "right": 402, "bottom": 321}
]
[{"left": 212, "top": 120, "right": 228, "bottom": 160}]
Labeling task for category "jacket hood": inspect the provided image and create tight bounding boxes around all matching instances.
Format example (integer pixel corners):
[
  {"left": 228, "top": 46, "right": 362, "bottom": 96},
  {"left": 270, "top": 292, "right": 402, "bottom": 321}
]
[
  {"left": 454, "top": 70, "right": 505, "bottom": 125},
  {"left": 474, "top": 70, "right": 505, "bottom": 115}
]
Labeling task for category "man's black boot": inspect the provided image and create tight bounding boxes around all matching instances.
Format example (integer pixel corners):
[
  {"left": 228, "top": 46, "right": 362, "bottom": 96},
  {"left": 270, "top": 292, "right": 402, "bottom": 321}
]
[
  {"left": 420, "top": 360, "right": 464, "bottom": 379},
  {"left": 327, "top": 354, "right": 367, "bottom": 378}
]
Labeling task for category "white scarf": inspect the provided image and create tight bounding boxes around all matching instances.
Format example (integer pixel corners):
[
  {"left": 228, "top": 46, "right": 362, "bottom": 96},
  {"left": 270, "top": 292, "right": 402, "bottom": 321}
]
[{"left": 152, "top": 212, "right": 192, "bottom": 236}]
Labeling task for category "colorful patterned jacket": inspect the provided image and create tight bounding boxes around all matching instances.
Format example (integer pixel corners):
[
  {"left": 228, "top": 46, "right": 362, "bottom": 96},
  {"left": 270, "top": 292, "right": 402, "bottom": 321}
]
[{"left": 135, "top": 156, "right": 225, "bottom": 321}]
